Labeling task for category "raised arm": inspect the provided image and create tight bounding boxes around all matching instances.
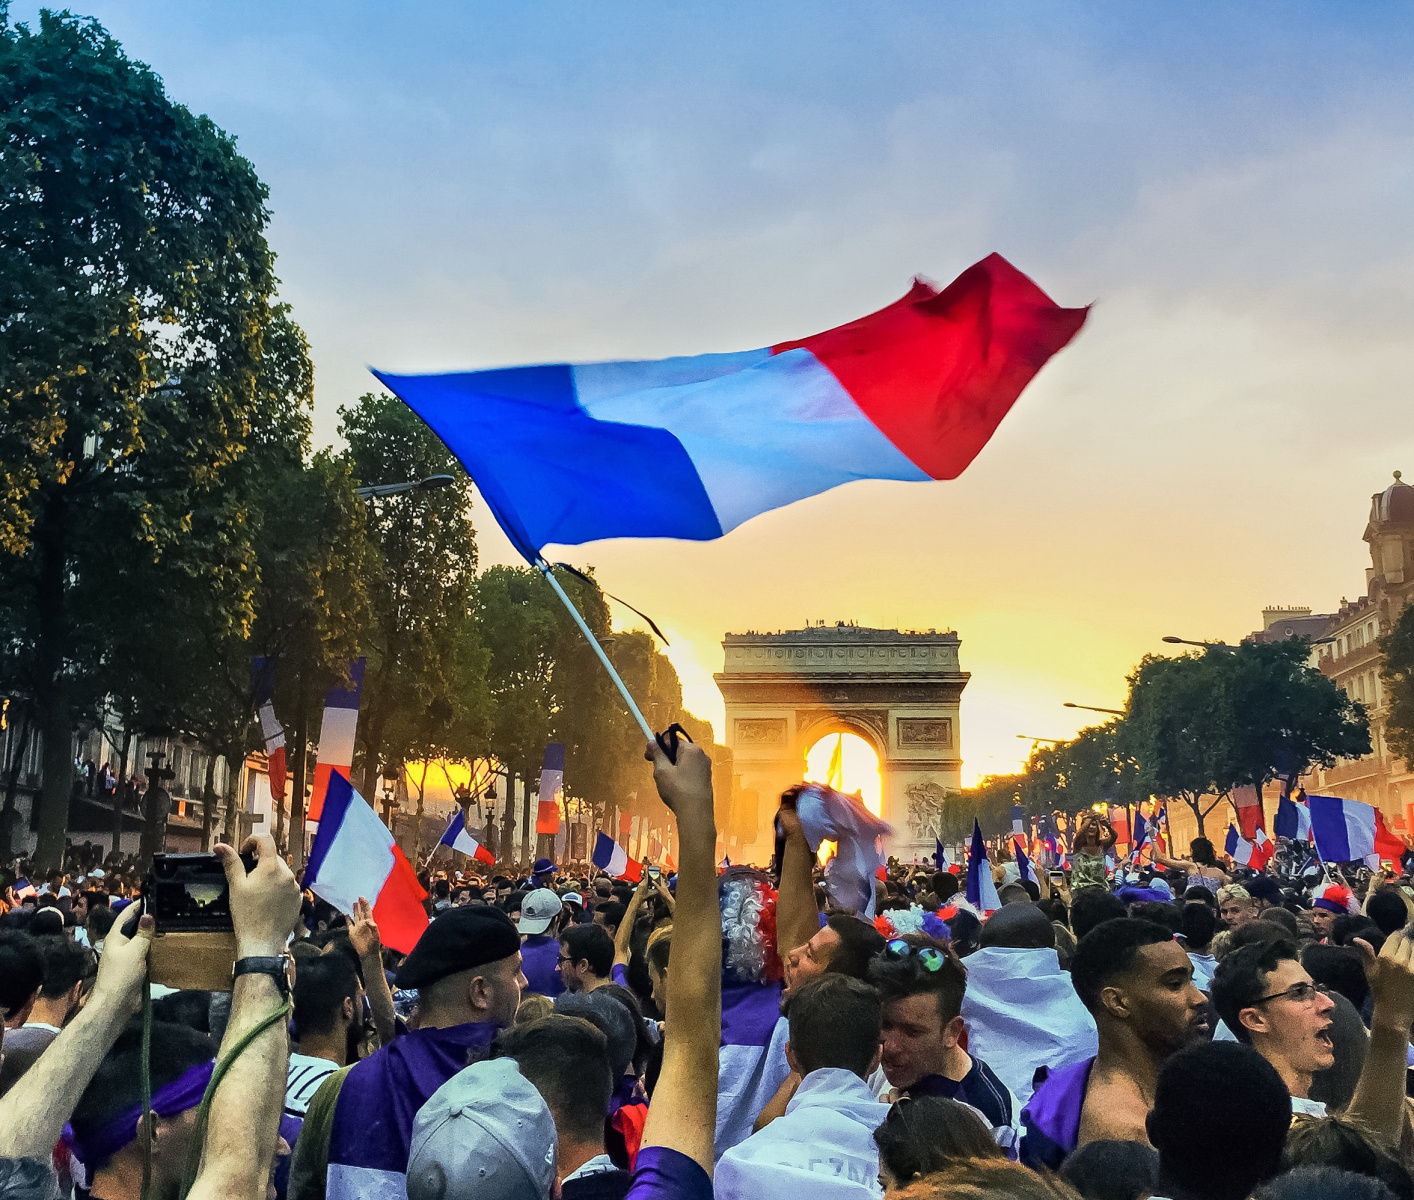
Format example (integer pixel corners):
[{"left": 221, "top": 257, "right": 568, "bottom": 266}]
[
  {"left": 187, "top": 834, "right": 302, "bottom": 1200},
  {"left": 774, "top": 789, "right": 819, "bottom": 960},
  {"left": 349, "top": 896, "right": 396, "bottom": 1046},
  {"left": 1151, "top": 847, "right": 1195, "bottom": 872},
  {"left": 614, "top": 872, "right": 652, "bottom": 969},
  {"left": 1347, "top": 930, "right": 1414, "bottom": 1143},
  {"left": 639, "top": 741, "right": 720, "bottom": 1174},
  {"left": 0, "top": 905, "right": 153, "bottom": 1160}
]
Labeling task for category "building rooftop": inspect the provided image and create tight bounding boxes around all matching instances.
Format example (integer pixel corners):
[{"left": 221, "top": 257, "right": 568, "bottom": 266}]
[{"left": 724, "top": 622, "right": 958, "bottom": 643}]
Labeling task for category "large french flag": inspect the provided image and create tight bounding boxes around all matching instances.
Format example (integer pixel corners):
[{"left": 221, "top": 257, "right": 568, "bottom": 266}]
[
  {"left": 592, "top": 831, "right": 643, "bottom": 882},
  {"left": 374, "top": 255, "right": 1086, "bottom": 560},
  {"left": 308, "top": 659, "right": 365, "bottom": 823},
  {"left": 1309, "top": 794, "right": 1380, "bottom": 864},
  {"left": 1225, "top": 825, "right": 1274, "bottom": 870},
  {"left": 305, "top": 772, "right": 429, "bottom": 954}
]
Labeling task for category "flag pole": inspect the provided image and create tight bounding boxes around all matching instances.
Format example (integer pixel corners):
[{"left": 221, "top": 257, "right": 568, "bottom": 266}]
[{"left": 535, "top": 558, "right": 656, "bottom": 743}]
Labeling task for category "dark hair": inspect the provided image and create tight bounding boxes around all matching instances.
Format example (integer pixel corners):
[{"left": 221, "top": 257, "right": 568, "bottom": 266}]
[
  {"left": 1070, "top": 888, "right": 1127, "bottom": 940},
  {"left": 1253, "top": 1167, "right": 1398, "bottom": 1200},
  {"left": 1129, "top": 902, "right": 1183, "bottom": 936},
  {"left": 787, "top": 975, "right": 881, "bottom": 1078},
  {"left": 1262, "top": 906, "right": 1302, "bottom": 939},
  {"left": 29, "top": 908, "right": 63, "bottom": 938},
  {"left": 1331, "top": 915, "right": 1386, "bottom": 954},
  {"left": 1184, "top": 886, "right": 1219, "bottom": 910},
  {"left": 1069, "top": 919, "right": 1172, "bottom": 1016},
  {"left": 495, "top": 1015, "right": 612, "bottom": 1143},
  {"left": 1283, "top": 1115, "right": 1414, "bottom": 1200},
  {"left": 35, "top": 936, "right": 94, "bottom": 999},
  {"left": 1190, "top": 837, "right": 1217, "bottom": 867},
  {"left": 561, "top": 923, "right": 614, "bottom": 979},
  {"left": 596, "top": 900, "right": 626, "bottom": 930},
  {"left": 433, "top": 879, "right": 451, "bottom": 900},
  {"left": 1365, "top": 891, "right": 1409, "bottom": 937},
  {"left": 0, "top": 934, "right": 44, "bottom": 1018},
  {"left": 594, "top": 982, "right": 652, "bottom": 1075},
  {"left": 87, "top": 906, "right": 117, "bottom": 940},
  {"left": 1060, "top": 1139, "right": 1160, "bottom": 1200},
  {"left": 1211, "top": 939, "right": 1299, "bottom": 1045},
  {"left": 873, "top": 1096, "right": 1002, "bottom": 1182},
  {"left": 823, "top": 913, "right": 887, "bottom": 979},
  {"left": 1148, "top": 1041, "right": 1290, "bottom": 1200},
  {"left": 151, "top": 990, "right": 216, "bottom": 1033},
  {"left": 294, "top": 952, "right": 361, "bottom": 1039},
  {"left": 1037, "top": 897, "right": 1069, "bottom": 928},
  {"left": 867, "top": 935, "right": 966, "bottom": 1024},
  {"left": 72, "top": 1022, "right": 214, "bottom": 1157},
  {"left": 1181, "top": 901, "right": 1217, "bottom": 951},
  {"left": 947, "top": 910, "right": 982, "bottom": 957},
  {"left": 1302, "top": 945, "right": 1370, "bottom": 1014}
]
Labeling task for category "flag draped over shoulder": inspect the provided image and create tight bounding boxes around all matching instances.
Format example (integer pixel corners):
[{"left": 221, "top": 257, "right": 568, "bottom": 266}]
[{"left": 374, "top": 255, "right": 1087, "bottom": 561}]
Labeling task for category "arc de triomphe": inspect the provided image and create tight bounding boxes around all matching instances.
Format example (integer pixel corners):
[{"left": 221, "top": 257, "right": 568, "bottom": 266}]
[{"left": 714, "top": 624, "right": 968, "bottom": 860}]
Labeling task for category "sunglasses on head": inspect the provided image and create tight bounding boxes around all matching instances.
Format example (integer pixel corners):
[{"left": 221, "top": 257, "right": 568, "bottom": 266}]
[{"left": 884, "top": 939, "right": 947, "bottom": 971}]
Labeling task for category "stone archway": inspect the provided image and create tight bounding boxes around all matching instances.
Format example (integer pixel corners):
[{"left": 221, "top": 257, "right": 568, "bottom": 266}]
[{"left": 715, "top": 623, "right": 968, "bottom": 860}]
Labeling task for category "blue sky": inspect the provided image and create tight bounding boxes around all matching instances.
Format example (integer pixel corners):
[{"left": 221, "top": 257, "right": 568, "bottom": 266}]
[{"left": 20, "top": 1, "right": 1414, "bottom": 783}]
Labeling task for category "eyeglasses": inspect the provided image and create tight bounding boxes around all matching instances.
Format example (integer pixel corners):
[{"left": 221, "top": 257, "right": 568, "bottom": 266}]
[
  {"left": 557, "top": 954, "right": 575, "bottom": 965},
  {"left": 1254, "top": 981, "right": 1330, "bottom": 1006},
  {"left": 884, "top": 939, "right": 947, "bottom": 971}
]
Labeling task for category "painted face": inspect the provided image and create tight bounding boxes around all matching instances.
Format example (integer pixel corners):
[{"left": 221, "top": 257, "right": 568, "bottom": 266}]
[
  {"left": 783, "top": 924, "right": 841, "bottom": 998},
  {"left": 880, "top": 992, "right": 957, "bottom": 1089},
  {"left": 1243, "top": 958, "right": 1336, "bottom": 1075}
]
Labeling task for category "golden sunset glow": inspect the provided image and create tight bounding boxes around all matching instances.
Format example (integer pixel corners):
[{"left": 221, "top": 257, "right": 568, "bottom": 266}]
[{"left": 803, "top": 732, "right": 882, "bottom": 817}]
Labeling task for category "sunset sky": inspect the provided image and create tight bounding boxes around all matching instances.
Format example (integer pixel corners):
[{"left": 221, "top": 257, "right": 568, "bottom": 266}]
[{"left": 30, "top": 1, "right": 1414, "bottom": 785}]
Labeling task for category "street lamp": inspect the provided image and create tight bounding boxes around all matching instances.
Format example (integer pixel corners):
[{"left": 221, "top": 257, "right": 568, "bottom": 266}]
[
  {"left": 1063, "top": 702, "right": 1125, "bottom": 716},
  {"left": 353, "top": 474, "right": 456, "bottom": 500},
  {"left": 1162, "top": 635, "right": 1236, "bottom": 651},
  {"left": 1018, "top": 734, "right": 1064, "bottom": 744}
]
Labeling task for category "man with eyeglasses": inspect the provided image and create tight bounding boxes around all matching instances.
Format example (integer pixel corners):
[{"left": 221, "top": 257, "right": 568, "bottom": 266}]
[
  {"left": 1212, "top": 932, "right": 1414, "bottom": 1141},
  {"left": 866, "top": 934, "right": 1018, "bottom": 1143}
]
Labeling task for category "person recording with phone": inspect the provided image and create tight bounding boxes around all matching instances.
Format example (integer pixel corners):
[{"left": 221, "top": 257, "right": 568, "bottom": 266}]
[{"left": 0, "top": 834, "right": 302, "bottom": 1200}]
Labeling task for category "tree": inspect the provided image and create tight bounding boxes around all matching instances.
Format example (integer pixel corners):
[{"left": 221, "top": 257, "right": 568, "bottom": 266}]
[
  {"left": 339, "top": 392, "right": 481, "bottom": 819},
  {"left": 1381, "top": 602, "right": 1414, "bottom": 769},
  {"left": 0, "top": 9, "right": 285, "bottom": 868},
  {"left": 1121, "top": 643, "right": 1368, "bottom": 835}
]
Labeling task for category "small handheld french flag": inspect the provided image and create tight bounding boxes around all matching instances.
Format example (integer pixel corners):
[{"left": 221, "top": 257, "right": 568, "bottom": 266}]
[
  {"left": 305, "top": 772, "right": 429, "bottom": 954},
  {"left": 1225, "top": 824, "right": 1274, "bottom": 871},
  {"left": 439, "top": 810, "right": 496, "bottom": 865},
  {"left": 1274, "top": 793, "right": 1313, "bottom": 842},
  {"left": 966, "top": 819, "right": 1001, "bottom": 913},
  {"left": 592, "top": 831, "right": 643, "bottom": 882}
]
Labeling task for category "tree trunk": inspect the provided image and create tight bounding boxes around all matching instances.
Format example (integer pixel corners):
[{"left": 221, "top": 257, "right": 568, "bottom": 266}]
[
  {"left": 1186, "top": 795, "right": 1205, "bottom": 837},
  {"left": 200, "top": 753, "right": 217, "bottom": 851},
  {"left": 501, "top": 771, "right": 517, "bottom": 867},
  {"left": 33, "top": 489, "right": 72, "bottom": 872},
  {"left": 289, "top": 679, "right": 309, "bottom": 870},
  {"left": 1, "top": 708, "right": 33, "bottom": 859},
  {"left": 222, "top": 746, "right": 243, "bottom": 845},
  {"left": 521, "top": 771, "right": 533, "bottom": 868},
  {"left": 411, "top": 761, "right": 430, "bottom": 868},
  {"left": 112, "top": 728, "right": 131, "bottom": 857}
]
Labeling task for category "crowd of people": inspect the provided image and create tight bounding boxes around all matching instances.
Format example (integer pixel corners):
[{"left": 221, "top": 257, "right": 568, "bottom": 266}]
[{"left": 2, "top": 764, "right": 1414, "bottom": 1200}]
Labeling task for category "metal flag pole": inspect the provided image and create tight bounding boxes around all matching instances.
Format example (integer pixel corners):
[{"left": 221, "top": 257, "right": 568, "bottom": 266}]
[{"left": 534, "top": 557, "right": 656, "bottom": 743}]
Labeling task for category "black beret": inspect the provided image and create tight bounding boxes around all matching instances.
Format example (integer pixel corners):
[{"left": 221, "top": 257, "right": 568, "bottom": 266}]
[{"left": 395, "top": 905, "right": 521, "bottom": 990}]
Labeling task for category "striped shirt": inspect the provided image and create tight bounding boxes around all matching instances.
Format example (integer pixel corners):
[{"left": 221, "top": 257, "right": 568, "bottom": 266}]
[{"left": 286, "top": 1053, "right": 340, "bottom": 1117}]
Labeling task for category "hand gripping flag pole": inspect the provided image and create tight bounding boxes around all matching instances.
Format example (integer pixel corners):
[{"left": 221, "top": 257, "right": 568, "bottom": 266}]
[{"left": 535, "top": 557, "right": 656, "bottom": 744}]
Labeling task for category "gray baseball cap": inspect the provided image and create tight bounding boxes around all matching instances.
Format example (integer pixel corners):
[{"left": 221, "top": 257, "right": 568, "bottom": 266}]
[
  {"left": 517, "top": 888, "right": 564, "bottom": 936},
  {"left": 407, "top": 1058, "right": 556, "bottom": 1200}
]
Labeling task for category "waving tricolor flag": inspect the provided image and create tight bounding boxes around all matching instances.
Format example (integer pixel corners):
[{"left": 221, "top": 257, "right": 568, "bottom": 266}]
[
  {"left": 1225, "top": 824, "right": 1275, "bottom": 871},
  {"left": 439, "top": 810, "right": 496, "bottom": 866},
  {"left": 252, "top": 657, "right": 286, "bottom": 803},
  {"left": 308, "top": 659, "right": 365, "bottom": 822},
  {"left": 966, "top": 819, "right": 1001, "bottom": 913},
  {"left": 305, "top": 772, "right": 428, "bottom": 954},
  {"left": 1274, "top": 793, "right": 1313, "bottom": 842},
  {"left": 374, "top": 255, "right": 1086, "bottom": 562},
  {"left": 592, "top": 831, "right": 643, "bottom": 882}
]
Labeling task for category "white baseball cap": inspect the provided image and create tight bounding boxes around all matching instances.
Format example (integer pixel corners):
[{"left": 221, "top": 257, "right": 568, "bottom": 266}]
[
  {"left": 517, "top": 888, "right": 564, "bottom": 936},
  {"left": 408, "top": 1058, "right": 556, "bottom": 1200}
]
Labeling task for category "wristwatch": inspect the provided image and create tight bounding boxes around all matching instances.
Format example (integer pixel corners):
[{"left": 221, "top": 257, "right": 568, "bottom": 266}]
[{"left": 233, "top": 953, "right": 293, "bottom": 999}]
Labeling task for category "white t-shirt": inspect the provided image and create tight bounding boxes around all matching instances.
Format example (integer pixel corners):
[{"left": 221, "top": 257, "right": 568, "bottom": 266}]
[{"left": 285, "top": 1052, "right": 340, "bottom": 1116}]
